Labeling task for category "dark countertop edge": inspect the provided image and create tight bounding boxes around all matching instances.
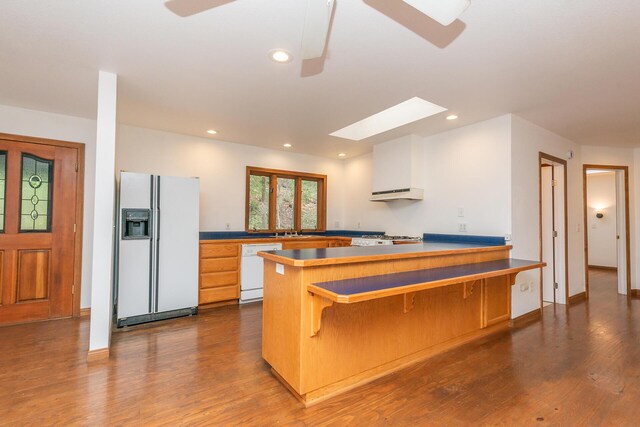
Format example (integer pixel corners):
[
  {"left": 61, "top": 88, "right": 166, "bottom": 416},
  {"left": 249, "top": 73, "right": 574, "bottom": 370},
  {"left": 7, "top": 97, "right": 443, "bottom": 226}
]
[
  {"left": 423, "top": 233, "right": 507, "bottom": 246},
  {"left": 260, "top": 243, "right": 513, "bottom": 267},
  {"left": 199, "top": 230, "right": 383, "bottom": 240}
]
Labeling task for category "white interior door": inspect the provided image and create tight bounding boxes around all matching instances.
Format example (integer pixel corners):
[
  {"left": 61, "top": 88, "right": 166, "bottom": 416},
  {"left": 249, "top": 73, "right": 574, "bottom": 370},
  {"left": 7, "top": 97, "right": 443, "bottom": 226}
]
[
  {"left": 541, "top": 166, "right": 555, "bottom": 303},
  {"left": 156, "top": 176, "right": 200, "bottom": 312},
  {"left": 615, "top": 170, "right": 627, "bottom": 295},
  {"left": 553, "top": 165, "right": 567, "bottom": 305}
]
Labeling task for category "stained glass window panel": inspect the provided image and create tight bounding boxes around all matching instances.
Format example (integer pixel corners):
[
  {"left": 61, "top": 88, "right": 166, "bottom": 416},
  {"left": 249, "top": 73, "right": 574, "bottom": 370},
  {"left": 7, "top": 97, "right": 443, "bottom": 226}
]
[
  {"left": 301, "top": 180, "right": 318, "bottom": 230},
  {"left": 276, "top": 177, "right": 295, "bottom": 230},
  {"left": 0, "top": 152, "right": 6, "bottom": 232},
  {"left": 248, "top": 174, "right": 270, "bottom": 231},
  {"left": 20, "top": 154, "right": 53, "bottom": 232}
]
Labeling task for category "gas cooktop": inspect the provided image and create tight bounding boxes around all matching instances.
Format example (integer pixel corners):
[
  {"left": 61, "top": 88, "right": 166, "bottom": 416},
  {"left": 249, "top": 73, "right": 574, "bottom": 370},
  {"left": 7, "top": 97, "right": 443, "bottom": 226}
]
[{"left": 361, "top": 235, "right": 423, "bottom": 241}]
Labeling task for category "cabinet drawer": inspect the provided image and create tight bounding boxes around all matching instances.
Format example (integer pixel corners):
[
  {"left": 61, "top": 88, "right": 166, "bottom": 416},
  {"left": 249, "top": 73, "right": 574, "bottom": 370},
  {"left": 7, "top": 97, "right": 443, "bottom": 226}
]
[
  {"left": 201, "top": 257, "right": 238, "bottom": 274},
  {"left": 200, "top": 285, "right": 238, "bottom": 304},
  {"left": 201, "top": 244, "right": 239, "bottom": 258},
  {"left": 201, "top": 271, "right": 238, "bottom": 289}
]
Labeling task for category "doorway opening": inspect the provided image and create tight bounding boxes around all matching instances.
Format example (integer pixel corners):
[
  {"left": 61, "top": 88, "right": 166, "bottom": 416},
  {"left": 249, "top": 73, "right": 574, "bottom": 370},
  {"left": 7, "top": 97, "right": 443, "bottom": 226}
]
[
  {"left": 539, "top": 153, "right": 568, "bottom": 307},
  {"left": 583, "top": 165, "right": 630, "bottom": 297}
]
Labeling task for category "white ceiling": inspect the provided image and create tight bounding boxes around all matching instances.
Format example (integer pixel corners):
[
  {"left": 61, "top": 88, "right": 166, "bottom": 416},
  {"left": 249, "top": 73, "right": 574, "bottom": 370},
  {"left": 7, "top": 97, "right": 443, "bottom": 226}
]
[{"left": 0, "top": 0, "right": 638, "bottom": 159}]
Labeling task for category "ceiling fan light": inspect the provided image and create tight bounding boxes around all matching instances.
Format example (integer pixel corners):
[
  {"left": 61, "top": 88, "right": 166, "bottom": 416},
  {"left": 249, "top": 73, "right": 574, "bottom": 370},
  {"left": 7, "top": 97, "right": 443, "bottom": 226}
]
[{"left": 402, "top": 0, "right": 471, "bottom": 26}]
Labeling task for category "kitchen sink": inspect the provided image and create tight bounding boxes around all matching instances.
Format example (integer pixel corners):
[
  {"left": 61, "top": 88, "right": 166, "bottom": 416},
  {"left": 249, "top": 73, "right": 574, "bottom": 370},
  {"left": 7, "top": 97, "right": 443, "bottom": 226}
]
[{"left": 271, "top": 234, "right": 315, "bottom": 238}]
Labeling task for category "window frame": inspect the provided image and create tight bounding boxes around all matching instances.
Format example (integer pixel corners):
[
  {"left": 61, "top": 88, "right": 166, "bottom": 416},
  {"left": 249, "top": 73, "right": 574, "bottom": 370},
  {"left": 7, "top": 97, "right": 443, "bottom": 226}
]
[{"left": 245, "top": 166, "right": 327, "bottom": 233}]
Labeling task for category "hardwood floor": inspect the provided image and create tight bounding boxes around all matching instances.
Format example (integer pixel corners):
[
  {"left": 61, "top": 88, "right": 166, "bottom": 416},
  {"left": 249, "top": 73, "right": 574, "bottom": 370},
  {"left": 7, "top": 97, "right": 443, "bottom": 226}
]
[{"left": 1, "top": 269, "right": 638, "bottom": 426}]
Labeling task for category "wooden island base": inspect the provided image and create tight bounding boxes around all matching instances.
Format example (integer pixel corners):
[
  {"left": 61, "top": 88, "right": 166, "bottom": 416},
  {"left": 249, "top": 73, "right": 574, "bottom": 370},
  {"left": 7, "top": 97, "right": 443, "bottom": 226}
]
[{"left": 260, "top": 244, "right": 543, "bottom": 407}]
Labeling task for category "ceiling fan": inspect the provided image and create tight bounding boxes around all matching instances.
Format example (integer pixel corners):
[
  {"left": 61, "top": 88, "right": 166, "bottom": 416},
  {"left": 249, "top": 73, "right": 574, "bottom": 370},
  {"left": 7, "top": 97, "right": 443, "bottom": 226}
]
[{"left": 165, "top": 0, "right": 471, "bottom": 60}]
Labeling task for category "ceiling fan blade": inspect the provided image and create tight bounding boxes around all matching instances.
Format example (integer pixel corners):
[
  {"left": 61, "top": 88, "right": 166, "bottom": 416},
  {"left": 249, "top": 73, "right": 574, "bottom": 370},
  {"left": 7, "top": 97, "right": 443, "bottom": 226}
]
[
  {"left": 401, "top": 0, "right": 470, "bottom": 26},
  {"left": 301, "top": 0, "right": 336, "bottom": 60},
  {"left": 164, "top": 0, "right": 235, "bottom": 18}
]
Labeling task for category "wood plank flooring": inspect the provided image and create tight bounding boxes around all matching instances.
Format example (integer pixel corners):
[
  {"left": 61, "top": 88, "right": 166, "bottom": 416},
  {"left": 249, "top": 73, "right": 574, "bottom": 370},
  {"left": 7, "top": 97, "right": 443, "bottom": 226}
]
[{"left": 1, "top": 269, "right": 638, "bottom": 426}]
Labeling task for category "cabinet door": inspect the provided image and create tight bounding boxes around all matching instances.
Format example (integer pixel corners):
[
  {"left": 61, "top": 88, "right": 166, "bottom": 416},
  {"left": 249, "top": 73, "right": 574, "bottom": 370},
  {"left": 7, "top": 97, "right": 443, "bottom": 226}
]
[{"left": 482, "top": 276, "right": 511, "bottom": 327}]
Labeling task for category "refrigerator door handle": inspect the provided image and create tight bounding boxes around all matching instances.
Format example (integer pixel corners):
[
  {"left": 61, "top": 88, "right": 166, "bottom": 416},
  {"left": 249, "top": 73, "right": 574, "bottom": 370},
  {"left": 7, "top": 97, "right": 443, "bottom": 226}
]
[
  {"left": 149, "top": 174, "right": 156, "bottom": 313},
  {"left": 154, "top": 176, "right": 161, "bottom": 312}
]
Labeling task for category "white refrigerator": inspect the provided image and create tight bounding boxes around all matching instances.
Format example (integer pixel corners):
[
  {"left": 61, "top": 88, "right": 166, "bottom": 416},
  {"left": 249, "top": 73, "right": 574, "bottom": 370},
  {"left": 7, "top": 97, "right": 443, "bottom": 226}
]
[{"left": 116, "top": 172, "right": 199, "bottom": 327}]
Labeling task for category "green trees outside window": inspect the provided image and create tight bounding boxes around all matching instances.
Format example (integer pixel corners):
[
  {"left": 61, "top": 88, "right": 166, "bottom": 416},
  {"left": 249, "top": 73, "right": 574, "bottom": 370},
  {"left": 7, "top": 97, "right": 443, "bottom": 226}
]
[{"left": 246, "top": 167, "right": 326, "bottom": 233}]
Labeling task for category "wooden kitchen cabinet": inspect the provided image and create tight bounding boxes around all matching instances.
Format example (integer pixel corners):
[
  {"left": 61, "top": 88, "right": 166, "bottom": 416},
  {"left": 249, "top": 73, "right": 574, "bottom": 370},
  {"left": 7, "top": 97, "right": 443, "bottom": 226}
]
[
  {"left": 282, "top": 240, "right": 330, "bottom": 250},
  {"left": 199, "top": 242, "right": 241, "bottom": 305},
  {"left": 198, "top": 237, "right": 352, "bottom": 306}
]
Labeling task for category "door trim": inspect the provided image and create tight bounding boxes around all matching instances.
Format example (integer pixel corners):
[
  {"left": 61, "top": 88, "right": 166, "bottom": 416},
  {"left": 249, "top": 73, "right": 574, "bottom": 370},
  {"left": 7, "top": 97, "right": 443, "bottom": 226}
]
[
  {"left": 538, "top": 152, "right": 569, "bottom": 309},
  {"left": 582, "top": 164, "right": 631, "bottom": 297},
  {"left": 0, "top": 132, "right": 85, "bottom": 317}
]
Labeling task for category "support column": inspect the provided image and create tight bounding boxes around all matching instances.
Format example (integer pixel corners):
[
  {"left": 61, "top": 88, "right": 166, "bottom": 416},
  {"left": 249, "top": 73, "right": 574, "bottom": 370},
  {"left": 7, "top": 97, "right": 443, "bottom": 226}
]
[{"left": 88, "top": 71, "right": 118, "bottom": 361}]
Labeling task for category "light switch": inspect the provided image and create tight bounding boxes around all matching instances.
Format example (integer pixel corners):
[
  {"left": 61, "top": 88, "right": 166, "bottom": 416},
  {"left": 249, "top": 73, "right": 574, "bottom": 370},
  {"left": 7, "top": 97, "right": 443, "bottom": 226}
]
[{"left": 276, "top": 263, "right": 285, "bottom": 275}]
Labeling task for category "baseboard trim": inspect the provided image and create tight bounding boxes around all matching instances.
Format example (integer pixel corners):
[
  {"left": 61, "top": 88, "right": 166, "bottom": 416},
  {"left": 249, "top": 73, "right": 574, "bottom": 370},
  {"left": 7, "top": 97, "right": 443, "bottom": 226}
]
[
  {"left": 80, "top": 308, "right": 91, "bottom": 317},
  {"left": 588, "top": 265, "right": 617, "bottom": 271},
  {"left": 569, "top": 291, "right": 587, "bottom": 305},
  {"left": 87, "top": 348, "right": 110, "bottom": 362},
  {"left": 630, "top": 289, "right": 639, "bottom": 298},
  {"left": 509, "top": 309, "right": 541, "bottom": 327},
  {"left": 198, "top": 299, "right": 239, "bottom": 311}
]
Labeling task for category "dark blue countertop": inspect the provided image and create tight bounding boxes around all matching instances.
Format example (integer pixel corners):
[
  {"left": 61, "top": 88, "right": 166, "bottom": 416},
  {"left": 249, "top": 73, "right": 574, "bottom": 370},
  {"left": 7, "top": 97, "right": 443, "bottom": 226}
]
[
  {"left": 423, "top": 233, "right": 506, "bottom": 246},
  {"left": 199, "top": 230, "right": 382, "bottom": 240},
  {"left": 260, "top": 241, "right": 510, "bottom": 266},
  {"left": 311, "top": 258, "right": 539, "bottom": 296}
]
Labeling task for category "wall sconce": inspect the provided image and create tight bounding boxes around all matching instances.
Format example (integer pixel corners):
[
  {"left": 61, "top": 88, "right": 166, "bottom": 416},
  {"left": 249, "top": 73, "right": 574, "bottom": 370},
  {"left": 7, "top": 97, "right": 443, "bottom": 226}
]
[{"left": 595, "top": 208, "right": 604, "bottom": 219}]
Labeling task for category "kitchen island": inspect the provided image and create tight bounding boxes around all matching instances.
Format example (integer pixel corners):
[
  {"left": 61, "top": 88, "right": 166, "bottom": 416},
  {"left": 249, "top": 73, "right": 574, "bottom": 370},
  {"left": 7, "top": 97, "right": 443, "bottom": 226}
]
[{"left": 259, "top": 243, "right": 544, "bottom": 406}]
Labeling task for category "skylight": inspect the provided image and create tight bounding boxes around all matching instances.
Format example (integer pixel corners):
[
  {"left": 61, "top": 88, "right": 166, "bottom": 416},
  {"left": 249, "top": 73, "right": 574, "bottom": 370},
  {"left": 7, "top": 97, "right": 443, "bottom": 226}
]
[{"left": 329, "top": 97, "right": 447, "bottom": 141}]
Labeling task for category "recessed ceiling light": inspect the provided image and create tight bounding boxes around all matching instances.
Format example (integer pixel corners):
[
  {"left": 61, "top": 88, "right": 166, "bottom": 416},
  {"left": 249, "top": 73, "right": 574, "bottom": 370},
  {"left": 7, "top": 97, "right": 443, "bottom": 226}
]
[
  {"left": 283, "top": 143, "right": 292, "bottom": 148},
  {"left": 446, "top": 115, "right": 458, "bottom": 120},
  {"left": 206, "top": 129, "right": 218, "bottom": 135},
  {"left": 270, "top": 49, "right": 292, "bottom": 63},
  {"left": 338, "top": 153, "right": 346, "bottom": 157},
  {"left": 329, "top": 97, "right": 447, "bottom": 141}
]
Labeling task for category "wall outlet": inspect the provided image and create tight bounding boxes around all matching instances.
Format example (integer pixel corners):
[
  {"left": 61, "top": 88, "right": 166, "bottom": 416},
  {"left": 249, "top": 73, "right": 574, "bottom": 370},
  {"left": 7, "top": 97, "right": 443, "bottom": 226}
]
[
  {"left": 458, "top": 223, "right": 467, "bottom": 232},
  {"left": 225, "top": 222, "right": 231, "bottom": 230},
  {"left": 275, "top": 263, "right": 285, "bottom": 275},
  {"left": 357, "top": 221, "right": 361, "bottom": 229},
  {"left": 519, "top": 282, "right": 530, "bottom": 292},
  {"left": 457, "top": 208, "right": 465, "bottom": 217},
  {"left": 505, "top": 234, "right": 512, "bottom": 242}
]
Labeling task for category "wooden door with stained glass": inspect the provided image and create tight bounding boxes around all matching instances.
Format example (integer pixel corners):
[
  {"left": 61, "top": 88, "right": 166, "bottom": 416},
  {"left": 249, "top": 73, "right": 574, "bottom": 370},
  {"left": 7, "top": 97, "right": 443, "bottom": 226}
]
[{"left": 0, "top": 139, "right": 78, "bottom": 325}]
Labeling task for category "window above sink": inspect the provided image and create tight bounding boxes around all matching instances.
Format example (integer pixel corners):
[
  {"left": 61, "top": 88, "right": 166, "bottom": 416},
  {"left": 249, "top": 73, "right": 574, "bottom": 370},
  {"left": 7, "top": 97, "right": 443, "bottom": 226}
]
[{"left": 246, "top": 166, "right": 327, "bottom": 234}]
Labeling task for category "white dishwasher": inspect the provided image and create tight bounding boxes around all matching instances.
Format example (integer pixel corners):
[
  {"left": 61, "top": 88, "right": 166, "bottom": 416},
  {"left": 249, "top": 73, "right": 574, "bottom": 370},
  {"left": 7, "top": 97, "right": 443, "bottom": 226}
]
[{"left": 240, "top": 243, "right": 282, "bottom": 303}]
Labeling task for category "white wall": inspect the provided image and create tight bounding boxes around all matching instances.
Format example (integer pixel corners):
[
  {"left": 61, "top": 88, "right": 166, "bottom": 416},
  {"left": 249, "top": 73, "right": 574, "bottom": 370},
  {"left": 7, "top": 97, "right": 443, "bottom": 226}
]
[
  {"left": 0, "top": 104, "right": 97, "bottom": 309},
  {"left": 343, "top": 115, "right": 512, "bottom": 236},
  {"left": 586, "top": 173, "right": 617, "bottom": 267},
  {"left": 582, "top": 145, "right": 637, "bottom": 290},
  {"left": 510, "top": 115, "right": 584, "bottom": 316},
  {"left": 116, "top": 125, "right": 347, "bottom": 232}
]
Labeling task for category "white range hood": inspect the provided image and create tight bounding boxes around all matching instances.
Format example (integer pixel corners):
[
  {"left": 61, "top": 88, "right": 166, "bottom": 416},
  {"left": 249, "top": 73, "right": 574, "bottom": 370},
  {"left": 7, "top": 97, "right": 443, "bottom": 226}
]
[
  {"left": 371, "top": 187, "right": 424, "bottom": 201},
  {"left": 370, "top": 135, "right": 425, "bottom": 202}
]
